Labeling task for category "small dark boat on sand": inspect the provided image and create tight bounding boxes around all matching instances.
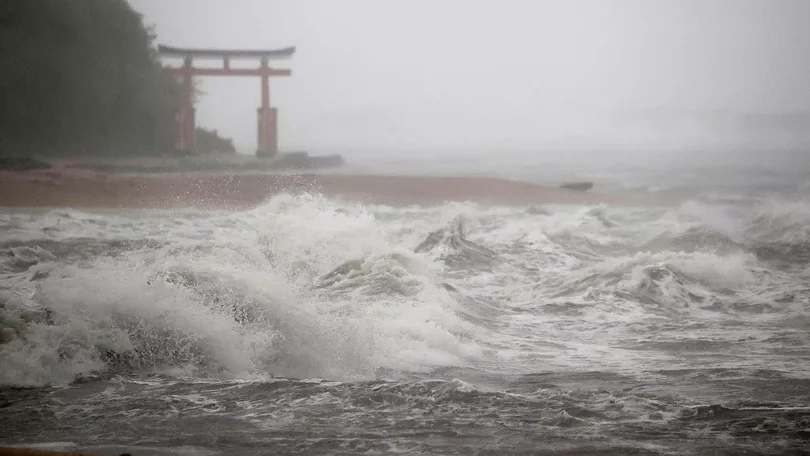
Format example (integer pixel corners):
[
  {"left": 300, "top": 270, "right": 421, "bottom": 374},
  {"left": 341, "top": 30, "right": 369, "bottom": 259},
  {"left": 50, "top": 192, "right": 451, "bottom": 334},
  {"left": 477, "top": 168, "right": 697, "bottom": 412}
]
[{"left": 559, "top": 181, "right": 594, "bottom": 191}]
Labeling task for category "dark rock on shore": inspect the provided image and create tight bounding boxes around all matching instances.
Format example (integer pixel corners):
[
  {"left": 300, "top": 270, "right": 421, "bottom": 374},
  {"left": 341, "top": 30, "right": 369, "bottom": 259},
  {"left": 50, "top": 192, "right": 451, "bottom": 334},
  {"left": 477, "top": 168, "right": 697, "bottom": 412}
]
[{"left": 559, "top": 181, "right": 594, "bottom": 191}]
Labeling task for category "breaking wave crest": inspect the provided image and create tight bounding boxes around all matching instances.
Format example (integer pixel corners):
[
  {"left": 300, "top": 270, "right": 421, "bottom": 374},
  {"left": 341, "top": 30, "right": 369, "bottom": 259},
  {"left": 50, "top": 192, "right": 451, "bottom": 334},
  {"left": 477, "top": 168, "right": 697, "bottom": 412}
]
[
  {"left": 0, "top": 197, "right": 483, "bottom": 386},
  {"left": 1, "top": 194, "right": 809, "bottom": 386}
]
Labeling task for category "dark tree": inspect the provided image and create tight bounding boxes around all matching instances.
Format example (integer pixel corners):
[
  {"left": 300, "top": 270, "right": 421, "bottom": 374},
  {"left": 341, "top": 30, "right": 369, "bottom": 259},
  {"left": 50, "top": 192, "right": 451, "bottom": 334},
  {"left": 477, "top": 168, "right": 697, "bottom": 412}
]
[
  {"left": 196, "top": 127, "right": 236, "bottom": 154},
  {"left": 0, "top": 0, "right": 179, "bottom": 156}
]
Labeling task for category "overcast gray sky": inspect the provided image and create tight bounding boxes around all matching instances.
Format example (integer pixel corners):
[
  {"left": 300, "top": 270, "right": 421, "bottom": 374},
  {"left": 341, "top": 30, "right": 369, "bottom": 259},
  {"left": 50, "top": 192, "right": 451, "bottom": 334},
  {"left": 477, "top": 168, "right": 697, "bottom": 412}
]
[{"left": 129, "top": 0, "right": 810, "bottom": 154}]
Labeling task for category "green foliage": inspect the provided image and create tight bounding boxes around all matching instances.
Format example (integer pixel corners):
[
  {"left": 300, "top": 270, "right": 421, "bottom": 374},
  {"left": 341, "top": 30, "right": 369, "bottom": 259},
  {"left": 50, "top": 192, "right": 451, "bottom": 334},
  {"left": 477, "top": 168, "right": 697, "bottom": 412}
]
[
  {"left": 0, "top": 0, "right": 178, "bottom": 156},
  {"left": 195, "top": 127, "right": 236, "bottom": 154}
]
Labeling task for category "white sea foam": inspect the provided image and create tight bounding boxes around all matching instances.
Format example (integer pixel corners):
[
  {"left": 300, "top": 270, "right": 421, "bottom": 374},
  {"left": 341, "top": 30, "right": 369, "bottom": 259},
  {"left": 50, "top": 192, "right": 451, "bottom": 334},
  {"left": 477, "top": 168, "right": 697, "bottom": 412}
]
[{"left": 1, "top": 192, "right": 809, "bottom": 386}]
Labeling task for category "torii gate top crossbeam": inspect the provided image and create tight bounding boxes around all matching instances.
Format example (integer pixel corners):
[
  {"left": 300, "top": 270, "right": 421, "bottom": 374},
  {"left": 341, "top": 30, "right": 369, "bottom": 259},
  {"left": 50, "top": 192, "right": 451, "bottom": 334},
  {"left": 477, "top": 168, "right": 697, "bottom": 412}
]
[
  {"left": 157, "top": 45, "right": 296, "bottom": 60},
  {"left": 158, "top": 44, "right": 294, "bottom": 77},
  {"left": 157, "top": 43, "right": 295, "bottom": 156}
]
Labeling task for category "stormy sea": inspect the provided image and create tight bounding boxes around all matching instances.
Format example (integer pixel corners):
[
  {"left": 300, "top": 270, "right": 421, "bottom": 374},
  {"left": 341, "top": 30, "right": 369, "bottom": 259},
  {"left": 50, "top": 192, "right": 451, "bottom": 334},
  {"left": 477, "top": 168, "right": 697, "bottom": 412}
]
[{"left": 2, "top": 153, "right": 810, "bottom": 455}]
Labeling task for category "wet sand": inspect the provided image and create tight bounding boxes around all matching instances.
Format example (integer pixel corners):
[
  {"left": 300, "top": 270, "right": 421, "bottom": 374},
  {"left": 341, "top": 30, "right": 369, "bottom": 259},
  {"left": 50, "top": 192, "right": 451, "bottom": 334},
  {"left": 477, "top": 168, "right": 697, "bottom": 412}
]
[{"left": 0, "top": 169, "right": 637, "bottom": 210}]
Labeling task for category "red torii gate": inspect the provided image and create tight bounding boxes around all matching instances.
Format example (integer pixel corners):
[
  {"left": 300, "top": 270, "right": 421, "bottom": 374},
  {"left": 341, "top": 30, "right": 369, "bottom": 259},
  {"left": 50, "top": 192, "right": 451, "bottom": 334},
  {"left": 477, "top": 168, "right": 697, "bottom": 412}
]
[{"left": 158, "top": 45, "right": 295, "bottom": 156}]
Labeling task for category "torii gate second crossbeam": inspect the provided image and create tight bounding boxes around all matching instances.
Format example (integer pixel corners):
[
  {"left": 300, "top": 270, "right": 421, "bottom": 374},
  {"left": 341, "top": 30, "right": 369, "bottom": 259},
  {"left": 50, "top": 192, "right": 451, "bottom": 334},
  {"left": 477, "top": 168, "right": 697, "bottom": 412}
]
[{"left": 158, "top": 45, "right": 295, "bottom": 156}]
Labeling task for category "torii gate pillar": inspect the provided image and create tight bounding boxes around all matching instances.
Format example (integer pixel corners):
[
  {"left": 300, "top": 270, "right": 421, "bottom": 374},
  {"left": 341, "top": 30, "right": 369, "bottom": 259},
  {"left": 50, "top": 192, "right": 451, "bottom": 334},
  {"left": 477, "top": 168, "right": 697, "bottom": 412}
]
[
  {"left": 257, "top": 57, "right": 278, "bottom": 156},
  {"left": 175, "top": 56, "right": 196, "bottom": 153},
  {"left": 158, "top": 45, "right": 295, "bottom": 157}
]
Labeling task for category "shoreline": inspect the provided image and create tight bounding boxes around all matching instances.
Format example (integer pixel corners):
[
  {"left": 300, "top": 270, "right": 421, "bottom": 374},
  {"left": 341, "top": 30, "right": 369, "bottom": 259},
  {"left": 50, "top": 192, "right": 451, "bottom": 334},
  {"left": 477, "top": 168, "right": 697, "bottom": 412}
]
[{"left": 0, "top": 169, "right": 646, "bottom": 210}]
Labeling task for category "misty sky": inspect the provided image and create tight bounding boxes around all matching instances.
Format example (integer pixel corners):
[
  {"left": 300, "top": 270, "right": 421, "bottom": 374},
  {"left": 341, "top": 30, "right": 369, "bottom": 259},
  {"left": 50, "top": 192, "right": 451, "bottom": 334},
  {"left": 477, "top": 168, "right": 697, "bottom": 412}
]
[{"left": 129, "top": 0, "right": 810, "bottom": 154}]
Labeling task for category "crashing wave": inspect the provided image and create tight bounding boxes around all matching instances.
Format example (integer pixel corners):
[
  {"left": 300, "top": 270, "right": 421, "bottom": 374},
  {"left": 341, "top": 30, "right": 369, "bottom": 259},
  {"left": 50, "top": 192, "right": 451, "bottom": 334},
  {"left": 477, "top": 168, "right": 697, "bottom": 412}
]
[
  {"left": 641, "top": 225, "right": 745, "bottom": 255},
  {"left": 414, "top": 217, "right": 499, "bottom": 267},
  {"left": 0, "top": 245, "right": 56, "bottom": 274},
  {"left": 4, "top": 191, "right": 809, "bottom": 389},
  {"left": 314, "top": 251, "right": 428, "bottom": 297},
  {"left": 537, "top": 250, "right": 760, "bottom": 316}
]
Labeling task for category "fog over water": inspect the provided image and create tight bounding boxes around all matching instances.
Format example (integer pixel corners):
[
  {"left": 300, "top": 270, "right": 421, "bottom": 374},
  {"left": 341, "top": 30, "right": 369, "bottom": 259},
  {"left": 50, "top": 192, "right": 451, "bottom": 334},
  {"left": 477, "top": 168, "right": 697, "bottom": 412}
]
[{"left": 131, "top": 0, "right": 810, "bottom": 163}]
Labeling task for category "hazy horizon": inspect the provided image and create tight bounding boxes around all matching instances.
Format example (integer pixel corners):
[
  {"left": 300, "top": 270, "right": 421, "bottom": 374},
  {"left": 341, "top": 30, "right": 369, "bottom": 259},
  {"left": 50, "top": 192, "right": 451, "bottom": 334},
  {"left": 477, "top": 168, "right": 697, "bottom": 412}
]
[{"left": 129, "top": 0, "right": 810, "bottom": 156}]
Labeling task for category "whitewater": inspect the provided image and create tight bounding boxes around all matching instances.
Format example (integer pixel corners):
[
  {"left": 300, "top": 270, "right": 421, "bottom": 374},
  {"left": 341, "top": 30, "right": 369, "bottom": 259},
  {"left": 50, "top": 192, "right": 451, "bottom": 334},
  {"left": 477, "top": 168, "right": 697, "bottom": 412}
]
[{"left": 2, "top": 157, "right": 810, "bottom": 455}]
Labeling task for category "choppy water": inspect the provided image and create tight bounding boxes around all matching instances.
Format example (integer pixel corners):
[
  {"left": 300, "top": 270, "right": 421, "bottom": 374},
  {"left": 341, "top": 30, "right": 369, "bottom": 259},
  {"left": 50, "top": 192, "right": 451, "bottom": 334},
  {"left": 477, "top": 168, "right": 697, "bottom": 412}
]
[{"left": 2, "top": 164, "right": 810, "bottom": 455}]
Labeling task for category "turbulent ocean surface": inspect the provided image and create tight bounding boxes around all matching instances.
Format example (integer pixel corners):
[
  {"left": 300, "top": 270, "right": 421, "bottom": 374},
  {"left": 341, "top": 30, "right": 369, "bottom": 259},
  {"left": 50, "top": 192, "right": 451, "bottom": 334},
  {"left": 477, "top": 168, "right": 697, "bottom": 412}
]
[{"left": 2, "top": 156, "right": 810, "bottom": 455}]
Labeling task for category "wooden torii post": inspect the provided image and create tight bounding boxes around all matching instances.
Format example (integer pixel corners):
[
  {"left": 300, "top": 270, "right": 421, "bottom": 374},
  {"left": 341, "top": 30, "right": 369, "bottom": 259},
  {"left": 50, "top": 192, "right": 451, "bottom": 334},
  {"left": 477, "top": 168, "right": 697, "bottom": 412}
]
[{"left": 158, "top": 45, "right": 295, "bottom": 157}]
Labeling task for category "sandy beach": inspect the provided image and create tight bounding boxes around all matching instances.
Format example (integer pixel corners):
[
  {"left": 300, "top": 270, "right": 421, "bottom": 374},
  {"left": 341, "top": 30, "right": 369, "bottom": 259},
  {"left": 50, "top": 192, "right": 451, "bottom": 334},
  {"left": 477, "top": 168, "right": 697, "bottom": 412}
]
[{"left": 0, "top": 166, "right": 636, "bottom": 210}]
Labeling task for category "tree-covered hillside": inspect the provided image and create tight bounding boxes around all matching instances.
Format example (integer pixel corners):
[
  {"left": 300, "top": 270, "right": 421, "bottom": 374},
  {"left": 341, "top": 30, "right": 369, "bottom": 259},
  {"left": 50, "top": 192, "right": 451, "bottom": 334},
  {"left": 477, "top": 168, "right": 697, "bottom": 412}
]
[{"left": 0, "top": 0, "right": 232, "bottom": 157}]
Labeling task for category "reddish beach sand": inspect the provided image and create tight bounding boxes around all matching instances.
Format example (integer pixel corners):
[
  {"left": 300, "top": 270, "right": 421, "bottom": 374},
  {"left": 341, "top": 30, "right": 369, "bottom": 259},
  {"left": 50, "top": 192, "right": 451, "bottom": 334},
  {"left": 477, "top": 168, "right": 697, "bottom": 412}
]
[{"left": 0, "top": 167, "right": 637, "bottom": 210}]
